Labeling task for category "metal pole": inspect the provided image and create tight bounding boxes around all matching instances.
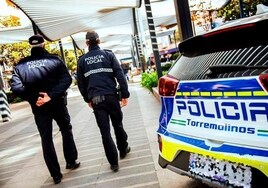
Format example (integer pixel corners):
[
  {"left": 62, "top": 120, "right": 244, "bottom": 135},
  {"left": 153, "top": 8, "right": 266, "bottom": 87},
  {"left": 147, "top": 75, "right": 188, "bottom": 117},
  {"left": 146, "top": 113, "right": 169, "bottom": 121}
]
[
  {"left": 71, "top": 38, "right": 78, "bottom": 62},
  {"left": 144, "top": 0, "right": 162, "bottom": 79},
  {"left": 31, "top": 21, "right": 38, "bottom": 35},
  {"left": 136, "top": 8, "right": 148, "bottom": 65},
  {"left": 132, "top": 8, "right": 143, "bottom": 71},
  {"left": 239, "top": 0, "right": 245, "bottom": 18},
  {"left": 131, "top": 35, "right": 139, "bottom": 67},
  {"left": 130, "top": 48, "right": 136, "bottom": 67},
  {"left": 133, "top": 35, "right": 140, "bottom": 68},
  {"left": 173, "top": 0, "right": 193, "bottom": 41},
  {"left": 173, "top": 31, "right": 177, "bottom": 49},
  {"left": 58, "top": 40, "right": 66, "bottom": 65}
]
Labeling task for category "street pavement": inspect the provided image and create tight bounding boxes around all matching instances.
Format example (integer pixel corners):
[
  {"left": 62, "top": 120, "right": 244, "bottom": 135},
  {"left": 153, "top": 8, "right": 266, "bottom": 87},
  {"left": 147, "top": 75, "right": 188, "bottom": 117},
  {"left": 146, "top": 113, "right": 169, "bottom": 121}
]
[{"left": 0, "top": 81, "right": 203, "bottom": 188}]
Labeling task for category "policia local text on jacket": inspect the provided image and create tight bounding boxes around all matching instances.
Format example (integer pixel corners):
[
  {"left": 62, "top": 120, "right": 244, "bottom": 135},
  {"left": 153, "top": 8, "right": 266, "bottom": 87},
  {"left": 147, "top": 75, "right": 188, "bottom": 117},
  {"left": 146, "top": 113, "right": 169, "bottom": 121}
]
[
  {"left": 77, "top": 30, "right": 130, "bottom": 172},
  {"left": 11, "top": 35, "right": 79, "bottom": 184}
]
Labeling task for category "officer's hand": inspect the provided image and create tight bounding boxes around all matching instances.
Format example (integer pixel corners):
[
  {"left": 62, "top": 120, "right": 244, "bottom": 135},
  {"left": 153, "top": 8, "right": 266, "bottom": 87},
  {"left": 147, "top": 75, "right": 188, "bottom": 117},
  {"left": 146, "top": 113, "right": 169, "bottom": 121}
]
[
  {"left": 36, "top": 92, "right": 51, "bottom": 106},
  {"left": 88, "top": 102, "right": 93, "bottom": 109},
  {"left": 121, "top": 98, "right": 128, "bottom": 107}
]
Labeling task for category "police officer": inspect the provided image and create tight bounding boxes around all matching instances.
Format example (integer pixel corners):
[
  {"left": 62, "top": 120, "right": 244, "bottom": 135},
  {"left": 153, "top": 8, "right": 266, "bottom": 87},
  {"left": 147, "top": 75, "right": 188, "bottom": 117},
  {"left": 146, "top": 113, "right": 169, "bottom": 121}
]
[
  {"left": 77, "top": 31, "right": 130, "bottom": 172},
  {"left": 11, "top": 35, "right": 80, "bottom": 184}
]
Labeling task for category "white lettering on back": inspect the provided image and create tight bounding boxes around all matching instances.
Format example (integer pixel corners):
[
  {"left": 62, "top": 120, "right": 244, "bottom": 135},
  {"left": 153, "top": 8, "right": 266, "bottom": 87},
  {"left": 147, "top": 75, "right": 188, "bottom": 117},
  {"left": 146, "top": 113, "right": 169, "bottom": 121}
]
[
  {"left": 27, "top": 59, "right": 47, "bottom": 69},
  {"left": 85, "top": 55, "right": 105, "bottom": 64}
]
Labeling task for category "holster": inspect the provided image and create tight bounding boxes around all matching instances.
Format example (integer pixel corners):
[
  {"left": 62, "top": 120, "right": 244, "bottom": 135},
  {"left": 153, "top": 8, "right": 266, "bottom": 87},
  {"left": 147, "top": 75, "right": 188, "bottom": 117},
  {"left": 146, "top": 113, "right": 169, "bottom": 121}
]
[
  {"left": 92, "top": 95, "right": 105, "bottom": 105},
  {"left": 62, "top": 92, "right": 68, "bottom": 105},
  {"left": 116, "top": 85, "right": 122, "bottom": 101}
]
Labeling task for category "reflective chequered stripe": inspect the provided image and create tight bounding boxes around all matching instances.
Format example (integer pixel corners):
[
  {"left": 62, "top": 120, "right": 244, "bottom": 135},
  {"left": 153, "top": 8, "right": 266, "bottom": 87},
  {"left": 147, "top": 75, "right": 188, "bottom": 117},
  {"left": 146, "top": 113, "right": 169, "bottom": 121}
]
[{"left": 176, "top": 91, "right": 267, "bottom": 97}]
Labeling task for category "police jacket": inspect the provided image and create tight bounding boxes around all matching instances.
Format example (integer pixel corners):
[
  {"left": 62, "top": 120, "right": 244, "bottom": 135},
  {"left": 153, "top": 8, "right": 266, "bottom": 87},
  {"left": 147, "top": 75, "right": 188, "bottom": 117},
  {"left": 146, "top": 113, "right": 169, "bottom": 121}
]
[
  {"left": 11, "top": 47, "right": 72, "bottom": 106},
  {"left": 77, "top": 45, "right": 130, "bottom": 103}
]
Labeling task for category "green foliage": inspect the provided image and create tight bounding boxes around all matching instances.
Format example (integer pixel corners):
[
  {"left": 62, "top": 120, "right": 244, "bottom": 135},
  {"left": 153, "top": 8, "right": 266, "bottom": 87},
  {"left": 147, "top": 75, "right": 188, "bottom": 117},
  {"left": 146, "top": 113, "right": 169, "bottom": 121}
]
[
  {"left": 141, "top": 71, "right": 168, "bottom": 92},
  {"left": 218, "top": 0, "right": 268, "bottom": 21},
  {"left": 0, "top": 42, "right": 30, "bottom": 66},
  {"left": 161, "top": 63, "right": 172, "bottom": 72},
  {"left": 171, "top": 52, "right": 181, "bottom": 60},
  {"left": 46, "top": 43, "right": 82, "bottom": 74},
  {"left": 217, "top": 0, "right": 240, "bottom": 21},
  {"left": 65, "top": 50, "right": 79, "bottom": 73},
  {"left": 141, "top": 72, "right": 158, "bottom": 92},
  {"left": 0, "top": 15, "right": 20, "bottom": 28},
  {"left": 6, "top": 91, "right": 23, "bottom": 103}
]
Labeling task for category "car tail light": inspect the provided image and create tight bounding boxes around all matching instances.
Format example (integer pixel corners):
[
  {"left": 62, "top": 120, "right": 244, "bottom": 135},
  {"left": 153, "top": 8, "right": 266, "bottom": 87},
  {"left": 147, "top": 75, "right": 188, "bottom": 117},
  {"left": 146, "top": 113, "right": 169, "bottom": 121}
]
[
  {"left": 203, "top": 23, "right": 255, "bottom": 37},
  {"left": 158, "top": 134, "right": 162, "bottom": 152},
  {"left": 158, "top": 76, "right": 179, "bottom": 96},
  {"left": 259, "top": 74, "right": 268, "bottom": 92}
]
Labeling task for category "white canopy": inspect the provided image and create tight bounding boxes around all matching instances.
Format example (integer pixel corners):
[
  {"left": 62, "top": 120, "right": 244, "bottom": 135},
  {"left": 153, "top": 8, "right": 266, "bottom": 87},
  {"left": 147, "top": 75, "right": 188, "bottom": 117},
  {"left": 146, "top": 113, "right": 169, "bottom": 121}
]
[
  {"left": 0, "top": 0, "right": 178, "bottom": 58},
  {"left": 0, "top": 23, "right": 34, "bottom": 44},
  {"left": 9, "top": 0, "right": 140, "bottom": 40}
]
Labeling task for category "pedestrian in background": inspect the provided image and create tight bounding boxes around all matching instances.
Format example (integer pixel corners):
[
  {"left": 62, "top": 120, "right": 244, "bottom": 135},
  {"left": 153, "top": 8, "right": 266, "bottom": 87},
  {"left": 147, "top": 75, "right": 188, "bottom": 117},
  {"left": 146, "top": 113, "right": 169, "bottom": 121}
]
[
  {"left": 11, "top": 35, "right": 80, "bottom": 184},
  {"left": 77, "top": 30, "right": 130, "bottom": 172},
  {"left": 0, "top": 66, "right": 11, "bottom": 122},
  {"left": 121, "top": 62, "right": 130, "bottom": 82}
]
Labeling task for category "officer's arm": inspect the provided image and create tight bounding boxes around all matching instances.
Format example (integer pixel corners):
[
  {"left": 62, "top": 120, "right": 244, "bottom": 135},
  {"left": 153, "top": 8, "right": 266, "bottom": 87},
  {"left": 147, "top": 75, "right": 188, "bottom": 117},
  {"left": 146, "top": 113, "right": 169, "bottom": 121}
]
[
  {"left": 11, "top": 68, "right": 28, "bottom": 100},
  {"left": 110, "top": 53, "right": 130, "bottom": 98},
  {"left": 77, "top": 60, "right": 90, "bottom": 103},
  {"left": 47, "top": 58, "right": 72, "bottom": 99}
]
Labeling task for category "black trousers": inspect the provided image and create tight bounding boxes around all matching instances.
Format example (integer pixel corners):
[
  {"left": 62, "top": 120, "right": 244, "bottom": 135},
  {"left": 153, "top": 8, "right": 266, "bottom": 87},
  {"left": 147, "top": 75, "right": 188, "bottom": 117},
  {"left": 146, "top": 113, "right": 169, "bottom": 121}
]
[
  {"left": 33, "top": 98, "right": 78, "bottom": 177},
  {"left": 92, "top": 95, "right": 128, "bottom": 165}
]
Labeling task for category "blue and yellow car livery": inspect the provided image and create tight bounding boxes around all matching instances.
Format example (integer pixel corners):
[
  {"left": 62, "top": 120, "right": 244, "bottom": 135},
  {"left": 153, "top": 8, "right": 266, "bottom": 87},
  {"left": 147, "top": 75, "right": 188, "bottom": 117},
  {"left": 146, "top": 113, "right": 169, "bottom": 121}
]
[{"left": 158, "top": 76, "right": 268, "bottom": 186}]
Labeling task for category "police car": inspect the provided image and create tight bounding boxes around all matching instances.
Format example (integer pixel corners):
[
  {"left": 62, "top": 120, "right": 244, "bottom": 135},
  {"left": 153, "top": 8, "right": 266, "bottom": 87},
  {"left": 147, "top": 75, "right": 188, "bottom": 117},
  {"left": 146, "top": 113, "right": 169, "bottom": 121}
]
[{"left": 157, "top": 11, "right": 268, "bottom": 188}]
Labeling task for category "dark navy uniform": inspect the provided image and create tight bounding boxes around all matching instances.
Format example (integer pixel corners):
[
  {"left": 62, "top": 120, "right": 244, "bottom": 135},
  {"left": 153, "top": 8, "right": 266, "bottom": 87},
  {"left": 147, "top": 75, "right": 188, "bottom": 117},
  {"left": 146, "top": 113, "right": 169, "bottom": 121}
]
[
  {"left": 77, "top": 45, "right": 130, "bottom": 166},
  {"left": 11, "top": 46, "right": 78, "bottom": 179}
]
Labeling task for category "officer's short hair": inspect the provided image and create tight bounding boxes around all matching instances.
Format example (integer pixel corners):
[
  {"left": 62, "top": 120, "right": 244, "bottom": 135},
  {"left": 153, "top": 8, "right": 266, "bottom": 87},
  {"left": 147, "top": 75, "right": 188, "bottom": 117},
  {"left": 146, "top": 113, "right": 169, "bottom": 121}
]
[{"left": 86, "top": 31, "right": 99, "bottom": 46}]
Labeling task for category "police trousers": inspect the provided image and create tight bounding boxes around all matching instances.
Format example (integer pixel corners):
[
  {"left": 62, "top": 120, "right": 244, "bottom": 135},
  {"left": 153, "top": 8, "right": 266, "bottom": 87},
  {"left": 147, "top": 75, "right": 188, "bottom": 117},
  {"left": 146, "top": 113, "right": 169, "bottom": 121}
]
[
  {"left": 92, "top": 94, "right": 128, "bottom": 165},
  {"left": 33, "top": 99, "right": 78, "bottom": 177}
]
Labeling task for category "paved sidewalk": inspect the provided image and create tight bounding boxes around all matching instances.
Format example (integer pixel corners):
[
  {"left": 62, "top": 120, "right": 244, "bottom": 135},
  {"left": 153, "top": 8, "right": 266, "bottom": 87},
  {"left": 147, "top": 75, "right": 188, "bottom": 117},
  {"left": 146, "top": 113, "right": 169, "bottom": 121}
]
[{"left": 0, "top": 83, "right": 194, "bottom": 188}]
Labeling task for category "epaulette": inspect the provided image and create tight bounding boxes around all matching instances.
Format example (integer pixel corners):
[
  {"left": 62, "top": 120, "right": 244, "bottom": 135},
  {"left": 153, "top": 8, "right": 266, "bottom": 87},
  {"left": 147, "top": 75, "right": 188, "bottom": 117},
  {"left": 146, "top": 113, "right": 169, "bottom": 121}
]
[
  {"left": 78, "top": 54, "right": 86, "bottom": 60},
  {"left": 103, "top": 49, "right": 113, "bottom": 53}
]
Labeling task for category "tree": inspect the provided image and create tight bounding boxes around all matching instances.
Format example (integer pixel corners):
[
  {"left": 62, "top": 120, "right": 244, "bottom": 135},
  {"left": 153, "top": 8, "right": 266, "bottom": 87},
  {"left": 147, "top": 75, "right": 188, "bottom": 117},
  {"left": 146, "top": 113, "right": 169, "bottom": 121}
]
[
  {"left": 0, "top": 15, "right": 20, "bottom": 28},
  {"left": 0, "top": 11, "right": 26, "bottom": 72},
  {"left": 217, "top": 0, "right": 268, "bottom": 21}
]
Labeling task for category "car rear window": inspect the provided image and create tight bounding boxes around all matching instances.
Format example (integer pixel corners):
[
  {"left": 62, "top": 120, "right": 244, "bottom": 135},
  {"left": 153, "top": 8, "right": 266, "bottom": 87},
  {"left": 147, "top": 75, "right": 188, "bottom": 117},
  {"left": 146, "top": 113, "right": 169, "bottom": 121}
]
[{"left": 168, "top": 45, "right": 268, "bottom": 80}]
